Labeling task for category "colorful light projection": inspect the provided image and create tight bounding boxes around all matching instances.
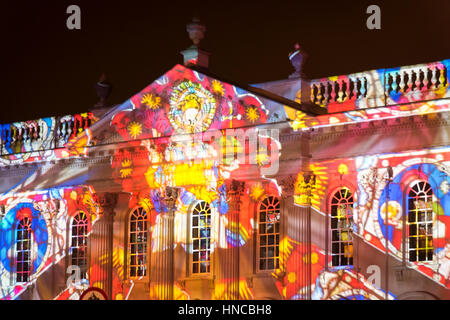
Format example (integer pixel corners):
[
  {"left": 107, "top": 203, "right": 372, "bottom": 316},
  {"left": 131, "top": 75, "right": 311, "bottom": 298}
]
[
  {"left": 106, "top": 65, "right": 284, "bottom": 299},
  {"left": 273, "top": 237, "right": 393, "bottom": 300},
  {"left": 0, "top": 113, "right": 97, "bottom": 166},
  {"left": 294, "top": 147, "right": 450, "bottom": 289},
  {"left": 0, "top": 186, "right": 102, "bottom": 300},
  {"left": 290, "top": 59, "right": 450, "bottom": 130},
  {"left": 111, "top": 65, "right": 273, "bottom": 143},
  {"left": 2, "top": 61, "right": 446, "bottom": 299},
  {"left": 109, "top": 64, "right": 281, "bottom": 248}
]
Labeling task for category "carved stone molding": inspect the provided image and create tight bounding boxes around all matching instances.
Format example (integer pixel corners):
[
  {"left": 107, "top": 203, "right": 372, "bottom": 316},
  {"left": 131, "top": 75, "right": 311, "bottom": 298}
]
[
  {"left": 278, "top": 175, "right": 297, "bottom": 198},
  {"left": 226, "top": 179, "right": 245, "bottom": 195},
  {"left": 310, "top": 116, "right": 450, "bottom": 143},
  {"left": 225, "top": 179, "right": 245, "bottom": 212},
  {"left": 98, "top": 192, "right": 118, "bottom": 210}
]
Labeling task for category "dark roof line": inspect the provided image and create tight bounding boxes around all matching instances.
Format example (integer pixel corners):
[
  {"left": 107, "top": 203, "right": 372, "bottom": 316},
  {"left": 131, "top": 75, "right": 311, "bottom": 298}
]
[{"left": 187, "top": 65, "right": 327, "bottom": 116}]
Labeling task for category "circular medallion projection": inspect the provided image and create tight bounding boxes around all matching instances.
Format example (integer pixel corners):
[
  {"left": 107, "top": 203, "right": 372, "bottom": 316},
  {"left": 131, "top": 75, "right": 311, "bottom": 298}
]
[{"left": 168, "top": 81, "right": 216, "bottom": 133}]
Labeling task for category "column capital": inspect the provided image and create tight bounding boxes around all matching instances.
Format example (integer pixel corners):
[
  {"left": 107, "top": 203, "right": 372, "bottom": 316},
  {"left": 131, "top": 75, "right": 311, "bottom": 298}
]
[
  {"left": 98, "top": 192, "right": 118, "bottom": 211},
  {"left": 278, "top": 175, "right": 297, "bottom": 198},
  {"left": 225, "top": 179, "right": 245, "bottom": 196}
]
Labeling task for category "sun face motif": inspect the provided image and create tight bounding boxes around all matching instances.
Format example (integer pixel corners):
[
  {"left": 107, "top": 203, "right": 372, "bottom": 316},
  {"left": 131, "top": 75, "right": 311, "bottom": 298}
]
[
  {"left": 127, "top": 122, "right": 142, "bottom": 139},
  {"left": 141, "top": 93, "right": 161, "bottom": 110},
  {"left": 212, "top": 80, "right": 224, "bottom": 96},
  {"left": 249, "top": 183, "right": 265, "bottom": 201},
  {"left": 120, "top": 159, "right": 133, "bottom": 178},
  {"left": 70, "top": 191, "right": 78, "bottom": 200},
  {"left": 168, "top": 81, "right": 216, "bottom": 133},
  {"left": 380, "top": 200, "right": 402, "bottom": 228},
  {"left": 246, "top": 106, "right": 260, "bottom": 123},
  {"left": 338, "top": 163, "right": 348, "bottom": 175},
  {"left": 287, "top": 272, "right": 297, "bottom": 284}
]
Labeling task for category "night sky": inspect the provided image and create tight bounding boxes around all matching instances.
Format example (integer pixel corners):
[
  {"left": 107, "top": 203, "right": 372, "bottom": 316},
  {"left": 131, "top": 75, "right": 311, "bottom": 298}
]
[{"left": 0, "top": 0, "right": 449, "bottom": 123}]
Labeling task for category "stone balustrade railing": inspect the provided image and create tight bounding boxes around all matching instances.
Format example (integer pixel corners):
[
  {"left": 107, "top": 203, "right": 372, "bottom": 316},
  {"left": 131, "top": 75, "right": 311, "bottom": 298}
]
[
  {"left": 0, "top": 113, "right": 95, "bottom": 158},
  {"left": 310, "top": 59, "right": 449, "bottom": 113}
]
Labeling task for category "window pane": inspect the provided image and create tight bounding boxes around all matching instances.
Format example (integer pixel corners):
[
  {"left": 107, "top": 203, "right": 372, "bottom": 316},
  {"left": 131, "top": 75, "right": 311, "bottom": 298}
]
[
  {"left": 330, "top": 188, "right": 354, "bottom": 267},
  {"left": 191, "top": 201, "right": 212, "bottom": 274},
  {"left": 408, "top": 182, "right": 434, "bottom": 262},
  {"left": 258, "top": 196, "right": 280, "bottom": 270},
  {"left": 129, "top": 207, "right": 148, "bottom": 278}
]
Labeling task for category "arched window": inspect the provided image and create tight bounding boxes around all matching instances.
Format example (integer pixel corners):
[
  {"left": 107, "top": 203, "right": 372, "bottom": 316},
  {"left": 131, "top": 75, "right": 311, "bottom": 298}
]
[
  {"left": 16, "top": 217, "right": 32, "bottom": 283},
  {"left": 191, "top": 201, "right": 211, "bottom": 274},
  {"left": 330, "top": 188, "right": 354, "bottom": 267},
  {"left": 408, "top": 181, "right": 434, "bottom": 262},
  {"left": 257, "top": 196, "right": 280, "bottom": 271},
  {"left": 70, "top": 211, "right": 88, "bottom": 279},
  {"left": 129, "top": 207, "right": 148, "bottom": 278}
]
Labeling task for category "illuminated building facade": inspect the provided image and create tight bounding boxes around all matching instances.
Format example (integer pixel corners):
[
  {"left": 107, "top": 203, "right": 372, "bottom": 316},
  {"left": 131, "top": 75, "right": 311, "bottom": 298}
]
[{"left": 0, "top": 19, "right": 449, "bottom": 300}]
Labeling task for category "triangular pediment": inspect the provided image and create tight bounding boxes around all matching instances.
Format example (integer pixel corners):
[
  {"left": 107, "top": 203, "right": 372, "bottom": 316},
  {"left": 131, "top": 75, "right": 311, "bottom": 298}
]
[{"left": 89, "top": 64, "right": 306, "bottom": 146}]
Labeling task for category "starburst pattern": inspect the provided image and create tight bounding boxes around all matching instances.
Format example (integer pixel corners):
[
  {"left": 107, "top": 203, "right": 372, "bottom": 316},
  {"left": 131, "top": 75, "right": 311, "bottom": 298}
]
[
  {"left": 338, "top": 163, "right": 348, "bottom": 175},
  {"left": 127, "top": 122, "right": 142, "bottom": 139},
  {"left": 120, "top": 159, "right": 133, "bottom": 178},
  {"left": 141, "top": 93, "right": 161, "bottom": 110},
  {"left": 212, "top": 80, "right": 224, "bottom": 96},
  {"left": 245, "top": 106, "right": 260, "bottom": 123},
  {"left": 249, "top": 183, "right": 265, "bottom": 201}
]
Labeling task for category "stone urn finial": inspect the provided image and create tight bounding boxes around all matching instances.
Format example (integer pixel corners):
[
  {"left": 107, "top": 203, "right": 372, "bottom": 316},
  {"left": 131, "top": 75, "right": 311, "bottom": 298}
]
[
  {"left": 289, "top": 43, "right": 306, "bottom": 79},
  {"left": 181, "top": 17, "right": 210, "bottom": 69},
  {"left": 187, "top": 17, "right": 206, "bottom": 46},
  {"left": 94, "top": 73, "right": 112, "bottom": 108}
]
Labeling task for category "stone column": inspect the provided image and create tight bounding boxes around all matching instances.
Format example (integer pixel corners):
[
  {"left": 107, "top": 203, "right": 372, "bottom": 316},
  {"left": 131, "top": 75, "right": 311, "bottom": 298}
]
[
  {"left": 93, "top": 192, "right": 118, "bottom": 300},
  {"left": 278, "top": 173, "right": 314, "bottom": 300},
  {"left": 222, "top": 179, "right": 245, "bottom": 300},
  {"left": 33, "top": 199, "right": 62, "bottom": 299},
  {"left": 159, "top": 187, "right": 179, "bottom": 300}
]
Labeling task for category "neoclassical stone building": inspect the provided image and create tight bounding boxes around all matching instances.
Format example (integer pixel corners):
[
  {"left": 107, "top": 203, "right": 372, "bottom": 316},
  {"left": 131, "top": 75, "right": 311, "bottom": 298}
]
[{"left": 0, "top": 19, "right": 449, "bottom": 300}]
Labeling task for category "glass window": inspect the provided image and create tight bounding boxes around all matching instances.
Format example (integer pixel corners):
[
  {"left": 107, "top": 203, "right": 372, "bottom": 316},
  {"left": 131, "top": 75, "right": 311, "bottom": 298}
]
[
  {"left": 16, "top": 217, "right": 32, "bottom": 283},
  {"left": 191, "top": 201, "right": 211, "bottom": 274},
  {"left": 408, "top": 181, "right": 434, "bottom": 262},
  {"left": 330, "top": 188, "right": 354, "bottom": 267},
  {"left": 258, "top": 196, "right": 280, "bottom": 271},
  {"left": 71, "top": 211, "right": 88, "bottom": 279},
  {"left": 129, "top": 207, "right": 148, "bottom": 278}
]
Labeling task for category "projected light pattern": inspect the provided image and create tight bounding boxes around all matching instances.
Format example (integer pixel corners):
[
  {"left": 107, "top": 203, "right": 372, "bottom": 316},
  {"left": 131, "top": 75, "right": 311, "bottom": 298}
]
[
  {"left": 273, "top": 238, "right": 393, "bottom": 300},
  {"left": 0, "top": 60, "right": 449, "bottom": 300},
  {"left": 0, "top": 113, "right": 97, "bottom": 166},
  {"left": 291, "top": 59, "right": 450, "bottom": 130},
  {"left": 0, "top": 186, "right": 102, "bottom": 300},
  {"left": 294, "top": 148, "right": 450, "bottom": 289}
]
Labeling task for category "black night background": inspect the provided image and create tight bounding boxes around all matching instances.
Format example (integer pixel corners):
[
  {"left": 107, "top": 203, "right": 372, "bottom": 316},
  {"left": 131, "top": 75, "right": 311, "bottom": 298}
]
[{"left": 0, "top": 0, "right": 449, "bottom": 123}]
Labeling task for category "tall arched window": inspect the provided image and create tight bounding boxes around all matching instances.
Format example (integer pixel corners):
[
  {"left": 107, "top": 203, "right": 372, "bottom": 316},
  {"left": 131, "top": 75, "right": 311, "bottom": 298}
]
[
  {"left": 408, "top": 181, "right": 434, "bottom": 262},
  {"left": 71, "top": 211, "right": 88, "bottom": 279},
  {"left": 16, "top": 217, "right": 32, "bottom": 283},
  {"left": 257, "top": 196, "right": 280, "bottom": 271},
  {"left": 129, "top": 207, "right": 148, "bottom": 278},
  {"left": 330, "top": 188, "right": 354, "bottom": 267},
  {"left": 191, "top": 201, "right": 211, "bottom": 274}
]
